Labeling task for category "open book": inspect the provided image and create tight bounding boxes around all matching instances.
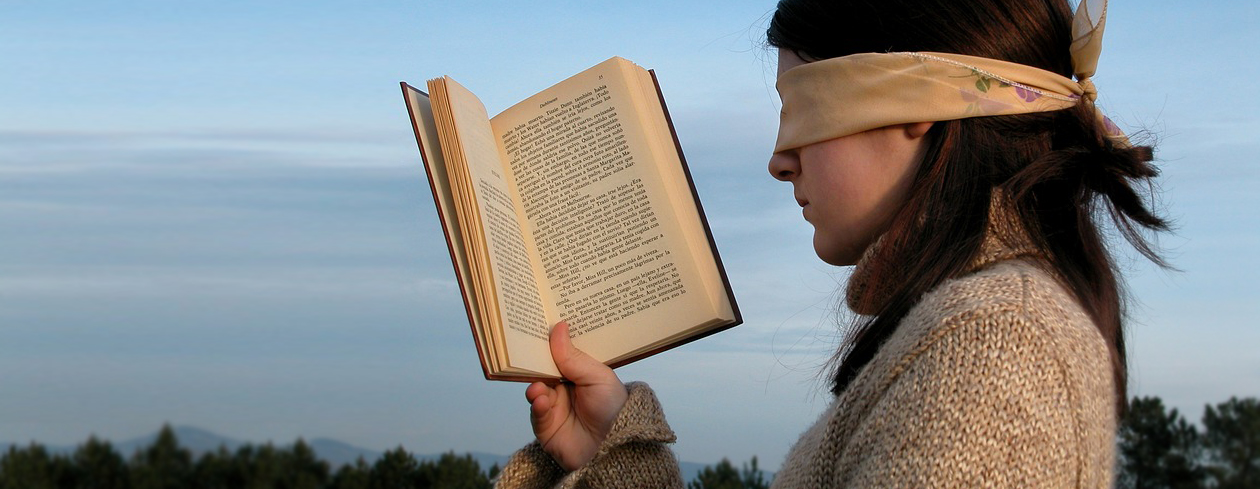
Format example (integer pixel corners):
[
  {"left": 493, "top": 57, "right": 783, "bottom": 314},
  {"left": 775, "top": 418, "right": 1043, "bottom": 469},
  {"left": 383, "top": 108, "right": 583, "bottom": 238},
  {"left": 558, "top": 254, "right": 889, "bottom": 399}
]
[{"left": 400, "top": 56, "right": 740, "bottom": 381}]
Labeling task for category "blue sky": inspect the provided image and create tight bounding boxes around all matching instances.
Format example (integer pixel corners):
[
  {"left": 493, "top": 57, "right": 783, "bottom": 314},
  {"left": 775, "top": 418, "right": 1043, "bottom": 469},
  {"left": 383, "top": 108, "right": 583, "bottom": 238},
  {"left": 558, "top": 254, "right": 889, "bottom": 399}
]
[{"left": 2, "top": 0, "right": 1256, "bottom": 470}]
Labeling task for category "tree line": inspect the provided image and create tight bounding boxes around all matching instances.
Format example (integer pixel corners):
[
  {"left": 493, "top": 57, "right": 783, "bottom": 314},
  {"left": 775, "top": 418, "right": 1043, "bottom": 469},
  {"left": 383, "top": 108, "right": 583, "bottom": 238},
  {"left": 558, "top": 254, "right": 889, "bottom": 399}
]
[
  {"left": 0, "top": 425, "right": 494, "bottom": 489},
  {"left": 1118, "top": 396, "right": 1258, "bottom": 489},
  {"left": 1, "top": 395, "right": 1255, "bottom": 488}
]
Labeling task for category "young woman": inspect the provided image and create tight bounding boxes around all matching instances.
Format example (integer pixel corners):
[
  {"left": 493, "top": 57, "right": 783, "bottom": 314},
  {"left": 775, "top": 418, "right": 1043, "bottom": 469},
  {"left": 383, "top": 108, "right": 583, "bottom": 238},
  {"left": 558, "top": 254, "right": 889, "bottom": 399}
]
[{"left": 496, "top": 0, "right": 1168, "bottom": 486}]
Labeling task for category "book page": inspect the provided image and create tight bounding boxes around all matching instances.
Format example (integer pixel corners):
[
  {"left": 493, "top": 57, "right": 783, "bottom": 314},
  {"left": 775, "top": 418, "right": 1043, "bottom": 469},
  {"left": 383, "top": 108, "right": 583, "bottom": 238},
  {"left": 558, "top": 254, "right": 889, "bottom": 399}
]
[
  {"left": 490, "top": 58, "right": 722, "bottom": 364},
  {"left": 435, "top": 77, "right": 557, "bottom": 376},
  {"left": 630, "top": 68, "right": 738, "bottom": 325},
  {"left": 401, "top": 84, "right": 491, "bottom": 374}
]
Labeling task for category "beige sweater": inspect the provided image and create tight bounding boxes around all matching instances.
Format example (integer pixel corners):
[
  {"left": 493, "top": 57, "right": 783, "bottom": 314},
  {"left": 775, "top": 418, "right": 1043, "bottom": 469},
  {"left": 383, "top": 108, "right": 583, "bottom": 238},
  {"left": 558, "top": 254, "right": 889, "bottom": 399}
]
[{"left": 496, "top": 220, "right": 1117, "bottom": 488}]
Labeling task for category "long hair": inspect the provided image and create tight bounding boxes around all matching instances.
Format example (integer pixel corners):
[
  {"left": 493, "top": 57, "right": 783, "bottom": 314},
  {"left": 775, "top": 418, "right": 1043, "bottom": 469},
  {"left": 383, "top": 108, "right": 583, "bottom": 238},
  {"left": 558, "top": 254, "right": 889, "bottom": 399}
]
[{"left": 767, "top": 0, "right": 1169, "bottom": 414}]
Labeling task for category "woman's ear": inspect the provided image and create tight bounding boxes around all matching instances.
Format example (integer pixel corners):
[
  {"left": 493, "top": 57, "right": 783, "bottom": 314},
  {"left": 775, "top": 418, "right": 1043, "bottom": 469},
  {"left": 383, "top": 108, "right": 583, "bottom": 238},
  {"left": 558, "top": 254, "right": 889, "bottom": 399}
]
[{"left": 904, "top": 121, "right": 934, "bottom": 140}]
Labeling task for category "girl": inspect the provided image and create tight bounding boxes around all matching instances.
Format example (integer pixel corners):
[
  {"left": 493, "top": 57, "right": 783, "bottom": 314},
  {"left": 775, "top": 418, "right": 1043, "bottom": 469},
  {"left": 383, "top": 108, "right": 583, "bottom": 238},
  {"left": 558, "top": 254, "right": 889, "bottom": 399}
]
[{"left": 497, "top": 0, "right": 1168, "bottom": 486}]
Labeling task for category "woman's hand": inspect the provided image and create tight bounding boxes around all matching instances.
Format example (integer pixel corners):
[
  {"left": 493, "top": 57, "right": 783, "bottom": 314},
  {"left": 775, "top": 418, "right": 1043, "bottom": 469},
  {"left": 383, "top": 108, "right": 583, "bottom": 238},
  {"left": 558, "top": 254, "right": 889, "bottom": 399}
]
[{"left": 525, "top": 321, "right": 628, "bottom": 471}]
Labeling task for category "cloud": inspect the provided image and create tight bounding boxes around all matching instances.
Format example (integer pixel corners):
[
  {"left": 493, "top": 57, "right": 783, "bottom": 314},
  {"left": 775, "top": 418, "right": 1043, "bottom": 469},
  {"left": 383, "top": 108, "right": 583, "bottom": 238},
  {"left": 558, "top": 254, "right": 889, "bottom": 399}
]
[{"left": 0, "top": 126, "right": 418, "bottom": 174}]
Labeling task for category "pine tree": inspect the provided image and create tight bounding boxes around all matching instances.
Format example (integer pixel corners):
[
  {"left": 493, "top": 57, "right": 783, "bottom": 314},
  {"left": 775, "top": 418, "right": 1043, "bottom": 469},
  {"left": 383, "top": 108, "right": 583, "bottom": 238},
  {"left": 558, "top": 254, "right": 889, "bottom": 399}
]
[
  {"left": 190, "top": 446, "right": 240, "bottom": 489},
  {"left": 246, "top": 442, "right": 285, "bottom": 489},
  {"left": 1117, "top": 396, "right": 1206, "bottom": 489},
  {"left": 0, "top": 443, "right": 62, "bottom": 489},
  {"left": 422, "top": 452, "right": 490, "bottom": 489},
  {"left": 739, "top": 456, "right": 770, "bottom": 489},
  {"left": 73, "top": 436, "right": 128, "bottom": 489},
  {"left": 286, "top": 438, "right": 330, "bottom": 489},
  {"left": 129, "top": 424, "right": 192, "bottom": 489},
  {"left": 370, "top": 446, "right": 420, "bottom": 488},
  {"left": 1202, "top": 397, "right": 1260, "bottom": 489},
  {"left": 329, "top": 457, "right": 371, "bottom": 489},
  {"left": 688, "top": 458, "right": 742, "bottom": 489}
]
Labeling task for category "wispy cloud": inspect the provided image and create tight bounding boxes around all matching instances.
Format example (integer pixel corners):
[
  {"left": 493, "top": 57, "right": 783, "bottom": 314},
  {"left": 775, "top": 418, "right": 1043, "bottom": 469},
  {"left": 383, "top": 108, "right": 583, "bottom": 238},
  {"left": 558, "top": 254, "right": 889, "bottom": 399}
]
[{"left": 0, "top": 127, "right": 418, "bottom": 174}]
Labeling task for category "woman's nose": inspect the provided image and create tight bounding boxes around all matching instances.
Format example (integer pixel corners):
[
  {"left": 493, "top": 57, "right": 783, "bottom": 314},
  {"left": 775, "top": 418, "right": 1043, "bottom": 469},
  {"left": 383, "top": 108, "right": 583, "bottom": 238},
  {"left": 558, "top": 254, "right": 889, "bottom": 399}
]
[{"left": 768, "top": 151, "right": 800, "bottom": 181}]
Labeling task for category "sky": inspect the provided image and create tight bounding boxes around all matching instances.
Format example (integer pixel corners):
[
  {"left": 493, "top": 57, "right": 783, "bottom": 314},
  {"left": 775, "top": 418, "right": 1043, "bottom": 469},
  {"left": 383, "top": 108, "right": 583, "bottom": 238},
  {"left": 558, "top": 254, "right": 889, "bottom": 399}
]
[{"left": 2, "top": 0, "right": 1257, "bottom": 471}]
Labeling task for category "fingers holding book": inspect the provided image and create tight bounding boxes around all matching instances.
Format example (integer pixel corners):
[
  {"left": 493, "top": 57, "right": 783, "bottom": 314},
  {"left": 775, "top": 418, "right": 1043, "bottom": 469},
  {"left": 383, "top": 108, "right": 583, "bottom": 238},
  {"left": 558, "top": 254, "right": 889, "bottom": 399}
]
[{"left": 526, "top": 321, "right": 628, "bottom": 471}]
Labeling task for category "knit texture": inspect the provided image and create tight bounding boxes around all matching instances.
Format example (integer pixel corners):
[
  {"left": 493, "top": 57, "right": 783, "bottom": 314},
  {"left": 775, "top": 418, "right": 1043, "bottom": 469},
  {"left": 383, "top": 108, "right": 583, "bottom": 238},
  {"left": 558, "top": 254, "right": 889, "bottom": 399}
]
[
  {"left": 773, "top": 261, "right": 1115, "bottom": 487},
  {"left": 496, "top": 212, "right": 1116, "bottom": 488},
  {"left": 495, "top": 381, "right": 683, "bottom": 488}
]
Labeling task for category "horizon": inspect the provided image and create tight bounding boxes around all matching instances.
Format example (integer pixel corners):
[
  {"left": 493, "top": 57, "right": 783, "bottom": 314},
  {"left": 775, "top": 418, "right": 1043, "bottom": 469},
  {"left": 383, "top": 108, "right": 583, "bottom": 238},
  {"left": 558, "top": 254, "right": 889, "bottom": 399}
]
[
  {"left": 2, "top": 0, "right": 1257, "bottom": 471},
  {"left": 2, "top": 423, "right": 496, "bottom": 461},
  {"left": 1, "top": 423, "right": 740, "bottom": 483}
]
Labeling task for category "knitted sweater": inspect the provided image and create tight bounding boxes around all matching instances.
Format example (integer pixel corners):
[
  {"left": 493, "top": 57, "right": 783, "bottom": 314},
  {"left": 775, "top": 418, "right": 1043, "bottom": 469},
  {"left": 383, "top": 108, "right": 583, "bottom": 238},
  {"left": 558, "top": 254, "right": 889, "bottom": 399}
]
[{"left": 496, "top": 216, "right": 1117, "bottom": 488}]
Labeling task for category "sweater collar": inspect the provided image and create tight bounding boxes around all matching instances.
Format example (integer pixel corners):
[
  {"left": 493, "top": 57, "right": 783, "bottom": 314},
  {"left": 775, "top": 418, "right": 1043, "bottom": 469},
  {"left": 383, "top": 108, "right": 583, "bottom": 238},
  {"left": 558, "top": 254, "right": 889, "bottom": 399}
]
[{"left": 845, "top": 193, "right": 1042, "bottom": 315}]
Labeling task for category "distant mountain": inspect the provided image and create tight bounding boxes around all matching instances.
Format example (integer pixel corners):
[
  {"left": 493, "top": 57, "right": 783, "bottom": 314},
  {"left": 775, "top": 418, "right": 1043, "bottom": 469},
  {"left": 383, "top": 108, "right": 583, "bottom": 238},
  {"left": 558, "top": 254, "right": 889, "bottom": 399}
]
[
  {"left": 116, "top": 425, "right": 246, "bottom": 458},
  {"left": 308, "top": 437, "right": 381, "bottom": 468},
  {"left": 2, "top": 426, "right": 767, "bottom": 481}
]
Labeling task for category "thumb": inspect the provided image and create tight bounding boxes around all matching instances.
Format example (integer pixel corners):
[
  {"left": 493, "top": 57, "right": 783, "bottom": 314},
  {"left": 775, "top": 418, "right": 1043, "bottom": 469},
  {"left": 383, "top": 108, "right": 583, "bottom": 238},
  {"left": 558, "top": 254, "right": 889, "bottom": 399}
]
[{"left": 549, "top": 321, "right": 606, "bottom": 384}]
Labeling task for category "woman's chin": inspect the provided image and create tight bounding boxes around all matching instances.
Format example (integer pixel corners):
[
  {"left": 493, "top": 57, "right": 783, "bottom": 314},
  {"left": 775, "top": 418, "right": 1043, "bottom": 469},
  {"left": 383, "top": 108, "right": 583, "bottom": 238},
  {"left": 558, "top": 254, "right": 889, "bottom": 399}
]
[{"left": 813, "top": 237, "right": 860, "bottom": 267}]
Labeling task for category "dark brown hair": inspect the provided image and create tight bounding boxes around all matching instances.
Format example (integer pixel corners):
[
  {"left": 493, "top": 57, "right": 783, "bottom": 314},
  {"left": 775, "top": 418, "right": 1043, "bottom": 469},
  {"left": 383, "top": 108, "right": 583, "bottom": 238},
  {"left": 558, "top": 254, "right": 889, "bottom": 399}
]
[{"left": 768, "top": 0, "right": 1169, "bottom": 413}]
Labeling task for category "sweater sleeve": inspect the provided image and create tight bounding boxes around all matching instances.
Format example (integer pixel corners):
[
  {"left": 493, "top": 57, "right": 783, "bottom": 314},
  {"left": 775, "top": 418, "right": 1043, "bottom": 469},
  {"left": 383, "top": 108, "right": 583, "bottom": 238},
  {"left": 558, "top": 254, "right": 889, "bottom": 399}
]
[
  {"left": 837, "top": 304, "right": 1116, "bottom": 488},
  {"left": 495, "top": 381, "right": 684, "bottom": 489}
]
